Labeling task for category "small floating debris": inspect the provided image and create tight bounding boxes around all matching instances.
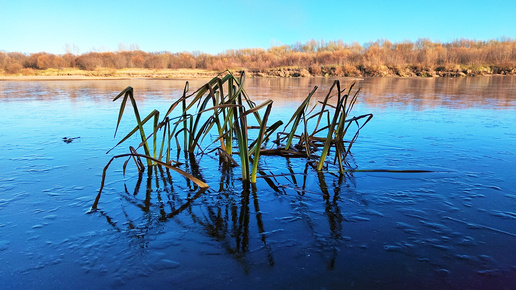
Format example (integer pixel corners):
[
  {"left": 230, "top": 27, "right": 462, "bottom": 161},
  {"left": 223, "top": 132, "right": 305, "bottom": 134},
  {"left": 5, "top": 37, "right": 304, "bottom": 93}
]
[{"left": 63, "top": 137, "right": 80, "bottom": 143}]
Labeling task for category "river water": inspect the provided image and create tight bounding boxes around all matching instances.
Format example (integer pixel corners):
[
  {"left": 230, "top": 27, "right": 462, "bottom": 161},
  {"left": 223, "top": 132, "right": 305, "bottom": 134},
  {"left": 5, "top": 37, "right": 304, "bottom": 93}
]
[{"left": 0, "top": 76, "right": 515, "bottom": 289}]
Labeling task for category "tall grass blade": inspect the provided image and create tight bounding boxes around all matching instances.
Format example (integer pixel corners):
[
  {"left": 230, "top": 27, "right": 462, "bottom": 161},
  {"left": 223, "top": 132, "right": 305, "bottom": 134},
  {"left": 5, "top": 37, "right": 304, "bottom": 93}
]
[
  {"left": 110, "top": 87, "right": 154, "bottom": 165},
  {"left": 106, "top": 109, "right": 160, "bottom": 154},
  {"left": 317, "top": 81, "right": 343, "bottom": 170},
  {"left": 284, "top": 86, "right": 317, "bottom": 150},
  {"left": 250, "top": 101, "right": 273, "bottom": 183}
]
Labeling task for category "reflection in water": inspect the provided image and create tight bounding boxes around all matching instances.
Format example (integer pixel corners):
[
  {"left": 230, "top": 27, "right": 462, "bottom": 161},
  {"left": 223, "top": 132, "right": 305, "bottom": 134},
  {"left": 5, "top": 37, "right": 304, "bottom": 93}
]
[
  {"left": 317, "top": 171, "right": 344, "bottom": 270},
  {"left": 97, "top": 154, "right": 359, "bottom": 272},
  {"left": 245, "top": 76, "right": 516, "bottom": 109},
  {"left": 356, "top": 76, "right": 516, "bottom": 109},
  {"left": 1, "top": 76, "right": 514, "bottom": 109}
]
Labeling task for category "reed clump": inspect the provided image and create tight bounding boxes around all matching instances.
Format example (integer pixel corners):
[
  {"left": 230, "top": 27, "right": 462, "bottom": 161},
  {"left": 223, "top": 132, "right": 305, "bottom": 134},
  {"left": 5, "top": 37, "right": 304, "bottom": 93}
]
[{"left": 91, "top": 70, "right": 372, "bottom": 209}]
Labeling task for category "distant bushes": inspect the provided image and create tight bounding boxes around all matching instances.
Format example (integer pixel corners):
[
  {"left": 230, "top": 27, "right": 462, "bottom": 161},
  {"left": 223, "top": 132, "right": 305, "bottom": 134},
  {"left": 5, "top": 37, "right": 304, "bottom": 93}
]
[{"left": 1, "top": 38, "right": 515, "bottom": 76}]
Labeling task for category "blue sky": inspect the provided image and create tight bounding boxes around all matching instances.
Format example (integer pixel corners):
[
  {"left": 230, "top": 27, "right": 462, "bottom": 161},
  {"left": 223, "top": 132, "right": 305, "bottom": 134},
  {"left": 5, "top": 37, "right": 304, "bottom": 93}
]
[{"left": 1, "top": 0, "right": 515, "bottom": 55}]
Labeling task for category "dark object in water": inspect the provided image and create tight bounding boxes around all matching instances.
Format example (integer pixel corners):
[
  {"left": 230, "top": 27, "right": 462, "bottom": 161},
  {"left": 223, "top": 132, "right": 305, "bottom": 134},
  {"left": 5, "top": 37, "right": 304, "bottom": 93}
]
[{"left": 63, "top": 137, "right": 80, "bottom": 143}]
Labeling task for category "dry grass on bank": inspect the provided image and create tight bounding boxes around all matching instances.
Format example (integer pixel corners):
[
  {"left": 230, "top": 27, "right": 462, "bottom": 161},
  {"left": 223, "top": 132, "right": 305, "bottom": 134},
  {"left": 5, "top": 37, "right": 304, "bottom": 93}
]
[
  {"left": 0, "top": 68, "right": 220, "bottom": 80},
  {"left": 1, "top": 64, "right": 515, "bottom": 81}
]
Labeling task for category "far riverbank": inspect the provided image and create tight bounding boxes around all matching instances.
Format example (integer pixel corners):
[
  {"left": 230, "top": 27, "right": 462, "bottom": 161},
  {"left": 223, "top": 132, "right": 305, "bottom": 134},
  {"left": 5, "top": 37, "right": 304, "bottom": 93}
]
[{"left": 1, "top": 65, "right": 515, "bottom": 81}]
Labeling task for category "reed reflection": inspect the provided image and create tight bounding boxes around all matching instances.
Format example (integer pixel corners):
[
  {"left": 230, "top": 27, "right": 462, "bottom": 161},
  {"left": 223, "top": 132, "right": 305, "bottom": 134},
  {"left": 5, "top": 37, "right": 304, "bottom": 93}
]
[
  {"left": 98, "top": 159, "right": 207, "bottom": 233},
  {"left": 96, "top": 154, "right": 363, "bottom": 271},
  {"left": 190, "top": 180, "right": 275, "bottom": 268}
]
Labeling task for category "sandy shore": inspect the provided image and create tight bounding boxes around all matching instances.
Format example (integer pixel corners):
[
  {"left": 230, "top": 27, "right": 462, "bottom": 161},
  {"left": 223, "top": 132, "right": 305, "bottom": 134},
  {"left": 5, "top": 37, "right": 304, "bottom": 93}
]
[
  {"left": 0, "top": 68, "right": 221, "bottom": 81},
  {"left": 0, "top": 75, "right": 134, "bottom": 81}
]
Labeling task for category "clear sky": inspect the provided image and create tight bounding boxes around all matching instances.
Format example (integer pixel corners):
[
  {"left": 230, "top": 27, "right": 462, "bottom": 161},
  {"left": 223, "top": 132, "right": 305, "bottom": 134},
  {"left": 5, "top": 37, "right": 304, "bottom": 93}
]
[{"left": 1, "top": 0, "right": 515, "bottom": 55}]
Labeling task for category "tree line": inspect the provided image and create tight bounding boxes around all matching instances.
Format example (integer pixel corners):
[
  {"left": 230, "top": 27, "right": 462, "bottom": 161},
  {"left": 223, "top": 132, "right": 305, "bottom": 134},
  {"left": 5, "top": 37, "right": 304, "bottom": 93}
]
[{"left": 1, "top": 38, "right": 515, "bottom": 77}]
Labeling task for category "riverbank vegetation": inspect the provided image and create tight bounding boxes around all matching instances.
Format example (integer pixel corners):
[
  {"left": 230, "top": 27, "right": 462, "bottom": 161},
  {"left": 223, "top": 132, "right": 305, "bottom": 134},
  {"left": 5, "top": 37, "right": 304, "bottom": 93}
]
[{"left": 2, "top": 38, "right": 515, "bottom": 78}]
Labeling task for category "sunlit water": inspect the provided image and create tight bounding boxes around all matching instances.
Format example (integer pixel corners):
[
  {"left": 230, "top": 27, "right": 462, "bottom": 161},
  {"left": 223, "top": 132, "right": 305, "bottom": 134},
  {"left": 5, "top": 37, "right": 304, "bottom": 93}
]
[{"left": 1, "top": 77, "right": 515, "bottom": 289}]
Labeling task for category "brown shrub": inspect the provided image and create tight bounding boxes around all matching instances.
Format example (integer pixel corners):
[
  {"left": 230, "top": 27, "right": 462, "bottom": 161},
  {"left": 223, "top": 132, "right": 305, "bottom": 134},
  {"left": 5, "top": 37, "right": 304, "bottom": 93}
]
[
  {"left": 341, "top": 65, "right": 361, "bottom": 77},
  {"left": 76, "top": 54, "right": 103, "bottom": 70},
  {"left": 362, "top": 64, "right": 389, "bottom": 77},
  {"left": 5, "top": 63, "right": 23, "bottom": 74},
  {"left": 309, "top": 65, "right": 321, "bottom": 75},
  {"left": 389, "top": 65, "right": 414, "bottom": 77},
  {"left": 131, "top": 54, "right": 145, "bottom": 68},
  {"left": 20, "top": 68, "right": 36, "bottom": 76},
  {"left": 333, "top": 65, "right": 344, "bottom": 76},
  {"left": 299, "top": 68, "right": 311, "bottom": 77}
]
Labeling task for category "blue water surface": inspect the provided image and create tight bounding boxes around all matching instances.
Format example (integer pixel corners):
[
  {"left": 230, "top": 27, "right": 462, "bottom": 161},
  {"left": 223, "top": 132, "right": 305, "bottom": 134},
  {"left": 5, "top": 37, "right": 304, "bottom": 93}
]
[{"left": 0, "top": 76, "right": 515, "bottom": 289}]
